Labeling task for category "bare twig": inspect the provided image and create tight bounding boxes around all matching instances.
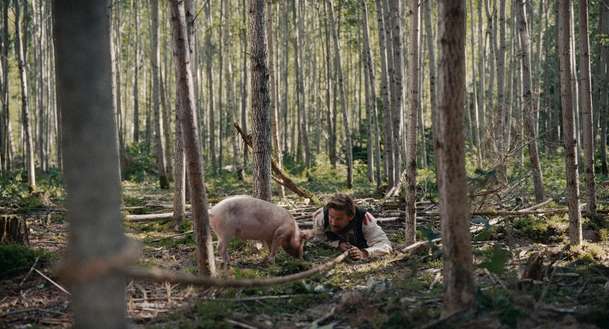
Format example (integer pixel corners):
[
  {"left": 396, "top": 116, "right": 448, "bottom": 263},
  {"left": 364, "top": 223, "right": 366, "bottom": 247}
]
[
  {"left": 33, "top": 268, "right": 70, "bottom": 295},
  {"left": 225, "top": 319, "right": 260, "bottom": 329},
  {"left": 311, "top": 306, "right": 336, "bottom": 327},
  {"left": 19, "top": 256, "right": 40, "bottom": 286}
]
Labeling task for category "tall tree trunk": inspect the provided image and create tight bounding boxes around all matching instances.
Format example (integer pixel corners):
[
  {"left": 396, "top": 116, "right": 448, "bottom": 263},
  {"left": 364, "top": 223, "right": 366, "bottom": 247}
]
[
  {"left": 323, "top": 1, "right": 336, "bottom": 168},
  {"left": 425, "top": 0, "right": 438, "bottom": 161},
  {"left": 150, "top": 0, "right": 169, "bottom": 189},
  {"left": 53, "top": 1, "right": 128, "bottom": 326},
  {"left": 374, "top": 0, "right": 392, "bottom": 185},
  {"left": 293, "top": 0, "right": 310, "bottom": 168},
  {"left": 569, "top": 2, "right": 581, "bottom": 157},
  {"left": 161, "top": 76, "right": 174, "bottom": 183},
  {"left": 222, "top": 0, "right": 238, "bottom": 168},
  {"left": 281, "top": 0, "right": 290, "bottom": 158},
  {"left": 532, "top": 0, "right": 546, "bottom": 146},
  {"left": 495, "top": 0, "right": 507, "bottom": 180},
  {"left": 477, "top": 0, "right": 486, "bottom": 160},
  {"left": 268, "top": 0, "right": 284, "bottom": 195},
  {"left": 205, "top": 0, "right": 216, "bottom": 172},
  {"left": 241, "top": 0, "right": 249, "bottom": 169},
  {"left": 1, "top": 0, "right": 9, "bottom": 172},
  {"left": 599, "top": 0, "right": 609, "bottom": 175},
  {"left": 557, "top": 0, "right": 582, "bottom": 246},
  {"left": 577, "top": 0, "right": 596, "bottom": 216},
  {"left": 389, "top": 0, "right": 403, "bottom": 188},
  {"left": 218, "top": 0, "right": 226, "bottom": 171},
  {"left": 15, "top": 0, "right": 36, "bottom": 191},
  {"left": 133, "top": 0, "right": 140, "bottom": 144},
  {"left": 361, "top": 0, "right": 381, "bottom": 187},
  {"left": 36, "top": 0, "right": 47, "bottom": 172},
  {"left": 170, "top": 0, "right": 216, "bottom": 275},
  {"left": 327, "top": 0, "right": 353, "bottom": 188},
  {"left": 486, "top": 0, "right": 496, "bottom": 157},
  {"left": 173, "top": 0, "right": 195, "bottom": 232},
  {"left": 250, "top": 0, "right": 273, "bottom": 201},
  {"left": 516, "top": 0, "right": 544, "bottom": 203},
  {"left": 363, "top": 46, "right": 374, "bottom": 183},
  {"left": 437, "top": 0, "right": 474, "bottom": 317},
  {"left": 112, "top": 4, "right": 125, "bottom": 177},
  {"left": 404, "top": 0, "right": 419, "bottom": 246}
]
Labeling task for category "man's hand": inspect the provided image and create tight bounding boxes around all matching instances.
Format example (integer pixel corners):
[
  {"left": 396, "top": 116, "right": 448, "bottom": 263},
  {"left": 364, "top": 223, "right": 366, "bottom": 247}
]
[
  {"left": 348, "top": 247, "right": 369, "bottom": 260},
  {"left": 363, "top": 212, "right": 376, "bottom": 225},
  {"left": 339, "top": 241, "right": 353, "bottom": 252}
]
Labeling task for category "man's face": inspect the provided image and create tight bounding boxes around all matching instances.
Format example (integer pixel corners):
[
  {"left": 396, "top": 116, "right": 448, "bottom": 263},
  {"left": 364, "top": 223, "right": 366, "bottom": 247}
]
[{"left": 328, "top": 208, "right": 353, "bottom": 232}]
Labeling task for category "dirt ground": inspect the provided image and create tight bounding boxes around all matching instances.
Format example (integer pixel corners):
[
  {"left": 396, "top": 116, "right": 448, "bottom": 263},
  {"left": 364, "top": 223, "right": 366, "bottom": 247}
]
[{"left": 2, "top": 182, "right": 609, "bottom": 329}]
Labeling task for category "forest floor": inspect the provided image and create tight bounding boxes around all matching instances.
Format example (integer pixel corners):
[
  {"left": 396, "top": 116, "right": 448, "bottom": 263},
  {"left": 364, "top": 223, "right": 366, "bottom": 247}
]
[{"left": 2, "top": 167, "right": 609, "bottom": 329}]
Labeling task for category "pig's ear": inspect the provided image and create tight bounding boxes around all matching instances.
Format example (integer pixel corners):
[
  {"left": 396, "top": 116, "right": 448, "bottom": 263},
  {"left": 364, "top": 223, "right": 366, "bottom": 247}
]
[{"left": 300, "top": 229, "right": 314, "bottom": 241}]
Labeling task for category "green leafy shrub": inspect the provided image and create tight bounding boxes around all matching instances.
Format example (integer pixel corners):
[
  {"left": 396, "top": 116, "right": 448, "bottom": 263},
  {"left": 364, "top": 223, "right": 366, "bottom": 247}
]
[
  {"left": 0, "top": 244, "right": 50, "bottom": 279},
  {"left": 124, "top": 142, "right": 156, "bottom": 182}
]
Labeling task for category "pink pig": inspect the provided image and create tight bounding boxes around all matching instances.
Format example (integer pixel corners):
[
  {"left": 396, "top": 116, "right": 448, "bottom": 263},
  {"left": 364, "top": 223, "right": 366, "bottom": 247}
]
[{"left": 209, "top": 195, "right": 311, "bottom": 266}]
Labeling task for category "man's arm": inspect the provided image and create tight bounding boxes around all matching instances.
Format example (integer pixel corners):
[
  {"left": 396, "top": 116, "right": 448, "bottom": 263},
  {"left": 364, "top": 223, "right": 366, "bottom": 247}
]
[{"left": 361, "top": 216, "right": 393, "bottom": 257}]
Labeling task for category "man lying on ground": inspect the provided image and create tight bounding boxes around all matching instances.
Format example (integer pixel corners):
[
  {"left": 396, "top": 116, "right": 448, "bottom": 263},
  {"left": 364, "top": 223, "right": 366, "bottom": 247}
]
[{"left": 310, "top": 193, "right": 392, "bottom": 260}]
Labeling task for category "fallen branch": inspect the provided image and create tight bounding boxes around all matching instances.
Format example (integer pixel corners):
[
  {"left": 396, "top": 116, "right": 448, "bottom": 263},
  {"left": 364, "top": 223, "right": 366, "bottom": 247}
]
[
  {"left": 518, "top": 198, "right": 554, "bottom": 212},
  {"left": 297, "top": 216, "right": 400, "bottom": 229},
  {"left": 123, "top": 251, "right": 348, "bottom": 287},
  {"left": 34, "top": 268, "right": 71, "bottom": 295},
  {"left": 225, "top": 319, "right": 260, "bottom": 329},
  {"left": 422, "top": 207, "right": 603, "bottom": 218},
  {"left": 125, "top": 212, "right": 191, "bottom": 221},
  {"left": 204, "top": 294, "right": 309, "bottom": 302},
  {"left": 234, "top": 122, "right": 320, "bottom": 205}
]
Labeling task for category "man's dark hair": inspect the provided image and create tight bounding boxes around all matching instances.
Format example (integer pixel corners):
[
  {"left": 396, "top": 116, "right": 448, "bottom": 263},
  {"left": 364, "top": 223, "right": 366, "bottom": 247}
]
[{"left": 326, "top": 193, "right": 355, "bottom": 216}]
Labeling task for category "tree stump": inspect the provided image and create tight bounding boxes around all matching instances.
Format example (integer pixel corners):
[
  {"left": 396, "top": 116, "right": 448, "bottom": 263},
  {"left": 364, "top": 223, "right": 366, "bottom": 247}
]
[{"left": 0, "top": 216, "right": 29, "bottom": 245}]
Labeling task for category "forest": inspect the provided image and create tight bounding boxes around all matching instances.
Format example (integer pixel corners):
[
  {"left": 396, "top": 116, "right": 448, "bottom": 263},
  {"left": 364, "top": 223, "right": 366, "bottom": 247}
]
[{"left": 1, "top": 0, "right": 609, "bottom": 328}]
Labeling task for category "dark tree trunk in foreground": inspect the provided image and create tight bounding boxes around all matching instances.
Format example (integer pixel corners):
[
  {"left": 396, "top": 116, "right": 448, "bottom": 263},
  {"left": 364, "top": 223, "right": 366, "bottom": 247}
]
[
  {"left": 53, "top": 1, "right": 129, "bottom": 327},
  {"left": 170, "top": 0, "right": 216, "bottom": 275},
  {"left": 436, "top": 0, "right": 475, "bottom": 316}
]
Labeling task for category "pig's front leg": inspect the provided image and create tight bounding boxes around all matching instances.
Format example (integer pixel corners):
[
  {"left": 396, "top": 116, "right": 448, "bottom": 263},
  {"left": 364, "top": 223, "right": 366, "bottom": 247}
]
[
  {"left": 266, "top": 227, "right": 288, "bottom": 263},
  {"left": 266, "top": 236, "right": 279, "bottom": 264},
  {"left": 218, "top": 238, "right": 230, "bottom": 269}
]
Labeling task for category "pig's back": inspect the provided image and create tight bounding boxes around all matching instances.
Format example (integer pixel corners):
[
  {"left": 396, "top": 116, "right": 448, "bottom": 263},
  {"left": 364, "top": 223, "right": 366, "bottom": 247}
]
[{"left": 209, "top": 195, "right": 292, "bottom": 241}]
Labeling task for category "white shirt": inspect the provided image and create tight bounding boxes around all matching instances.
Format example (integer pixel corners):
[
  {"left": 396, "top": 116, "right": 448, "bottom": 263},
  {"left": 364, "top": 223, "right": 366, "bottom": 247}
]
[{"left": 311, "top": 207, "right": 393, "bottom": 258}]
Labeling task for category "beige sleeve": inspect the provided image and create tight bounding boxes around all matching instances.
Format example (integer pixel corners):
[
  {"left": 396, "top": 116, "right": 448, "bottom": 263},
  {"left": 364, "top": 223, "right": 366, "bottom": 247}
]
[
  {"left": 311, "top": 207, "right": 339, "bottom": 248},
  {"left": 362, "top": 218, "right": 393, "bottom": 257}
]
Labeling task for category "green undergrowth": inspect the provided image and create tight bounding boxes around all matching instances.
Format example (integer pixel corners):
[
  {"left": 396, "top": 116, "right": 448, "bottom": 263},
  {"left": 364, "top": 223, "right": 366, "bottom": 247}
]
[
  {"left": 511, "top": 215, "right": 568, "bottom": 243},
  {"left": 0, "top": 169, "right": 63, "bottom": 212},
  {"left": 0, "top": 244, "right": 52, "bottom": 279}
]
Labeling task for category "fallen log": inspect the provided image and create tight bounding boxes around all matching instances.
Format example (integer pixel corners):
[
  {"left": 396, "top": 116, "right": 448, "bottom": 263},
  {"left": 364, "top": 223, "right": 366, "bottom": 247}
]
[
  {"left": 296, "top": 216, "right": 401, "bottom": 229},
  {"left": 234, "top": 122, "right": 320, "bottom": 205},
  {"left": 122, "top": 250, "right": 348, "bottom": 287},
  {"left": 125, "top": 212, "right": 191, "bottom": 222}
]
